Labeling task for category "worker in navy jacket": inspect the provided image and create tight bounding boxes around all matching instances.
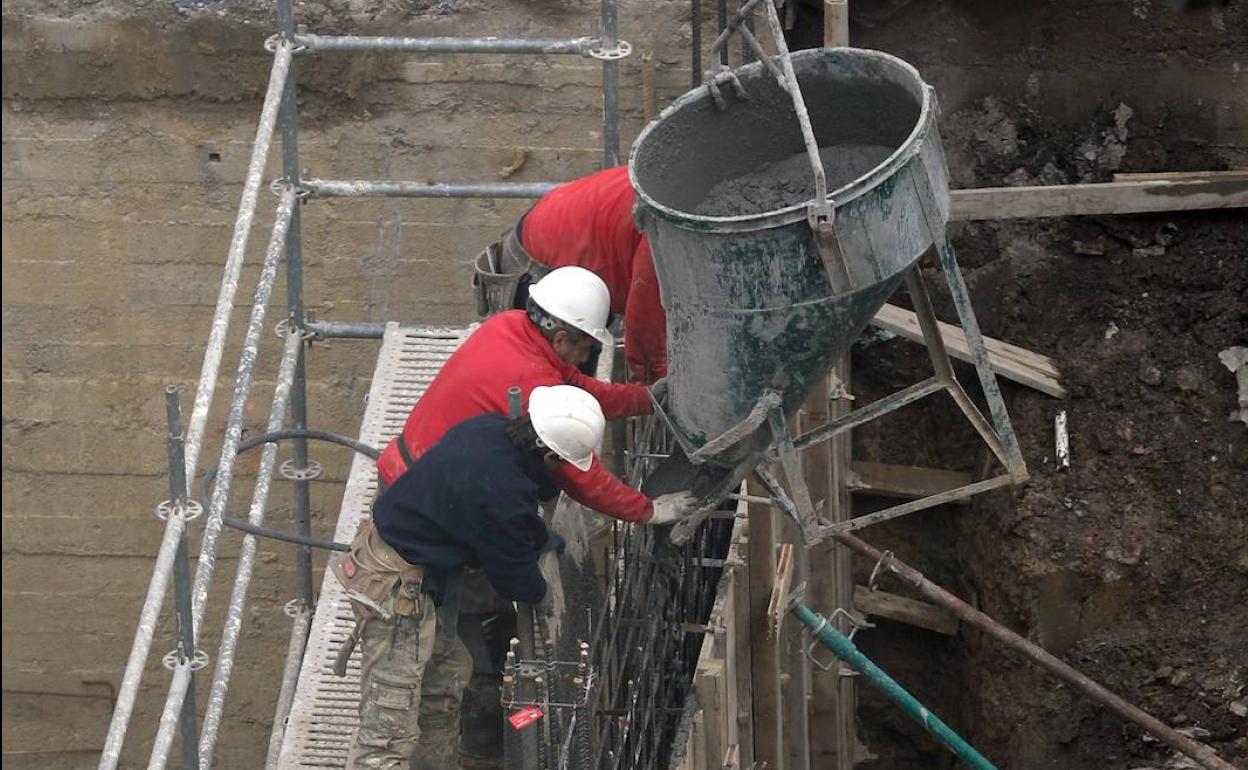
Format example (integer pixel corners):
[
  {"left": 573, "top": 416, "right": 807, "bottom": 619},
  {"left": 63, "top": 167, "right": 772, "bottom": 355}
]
[{"left": 332, "top": 385, "right": 608, "bottom": 770}]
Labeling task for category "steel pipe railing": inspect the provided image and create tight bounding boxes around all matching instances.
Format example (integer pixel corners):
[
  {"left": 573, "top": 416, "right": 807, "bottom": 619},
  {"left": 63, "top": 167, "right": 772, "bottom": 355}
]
[
  {"left": 294, "top": 33, "right": 599, "bottom": 54},
  {"left": 302, "top": 178, "right": 559, "bottom": 199},
  {"left": 96, "top": 42, "right": 293, "bottom": 770},
  {"left": 197, "top": 329, "right": 302, "bottom": 767},
  {"left": 146, "top": 186, "right": 298, "bottom": 770}
]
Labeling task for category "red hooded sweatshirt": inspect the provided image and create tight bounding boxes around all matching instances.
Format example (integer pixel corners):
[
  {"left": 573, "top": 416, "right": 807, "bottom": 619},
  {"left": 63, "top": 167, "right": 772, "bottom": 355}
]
[
  {"left": 520, "top": 166, "right": 667, "bottom": 383},
  {"left": 376, "top": 310, "right": 655, "bottom": 522}
]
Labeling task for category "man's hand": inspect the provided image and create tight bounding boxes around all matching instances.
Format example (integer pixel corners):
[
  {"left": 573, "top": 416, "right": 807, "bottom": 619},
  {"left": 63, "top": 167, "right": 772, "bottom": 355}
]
[{"left": 648, "top": 490, "right": 698, "bottom": 525}]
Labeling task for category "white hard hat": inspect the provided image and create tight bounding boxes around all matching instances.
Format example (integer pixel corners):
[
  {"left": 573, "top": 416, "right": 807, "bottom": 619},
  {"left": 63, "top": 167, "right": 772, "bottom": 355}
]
[
  {"left": 528, "top": 385, "right": 606, "bottom": 472},
  {"left": 527, "top": 266, "right": 613, "bottom": 349}
]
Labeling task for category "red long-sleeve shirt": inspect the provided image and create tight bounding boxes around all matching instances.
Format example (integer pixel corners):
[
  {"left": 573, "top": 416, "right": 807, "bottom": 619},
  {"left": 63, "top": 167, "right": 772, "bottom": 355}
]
[
  {"left": 520, "top": 166, "right": 668, "bottom": 383},
  {"left": 376, "top": 311, "right": 655, "bottom": 522}
]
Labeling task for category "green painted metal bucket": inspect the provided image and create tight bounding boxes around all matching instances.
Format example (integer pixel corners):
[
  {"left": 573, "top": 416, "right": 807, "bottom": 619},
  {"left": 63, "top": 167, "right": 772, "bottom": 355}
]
[{"left": 629, "top": 48, "right": 951, "bottom": 464}]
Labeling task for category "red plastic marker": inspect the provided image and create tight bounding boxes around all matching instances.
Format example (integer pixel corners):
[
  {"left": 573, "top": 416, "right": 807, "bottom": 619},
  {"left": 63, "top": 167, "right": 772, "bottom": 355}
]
[{"left": 507, "top": 707, "right": 544, "bottom": 730}]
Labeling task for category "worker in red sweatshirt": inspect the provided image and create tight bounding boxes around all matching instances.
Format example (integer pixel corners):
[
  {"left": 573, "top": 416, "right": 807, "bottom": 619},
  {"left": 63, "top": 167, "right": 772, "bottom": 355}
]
[
  {"left": 379, "top": 265, "right": 693, "bottom": 524},
  {"left": 472, "top": 165, "right": 667, "bottom": 384}
]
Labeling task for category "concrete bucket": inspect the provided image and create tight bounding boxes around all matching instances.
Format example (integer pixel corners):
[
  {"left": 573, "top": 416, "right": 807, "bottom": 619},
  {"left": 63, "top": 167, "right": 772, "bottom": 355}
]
[{"left": 630, "top": 47, "right": 951, "bottom": 468}]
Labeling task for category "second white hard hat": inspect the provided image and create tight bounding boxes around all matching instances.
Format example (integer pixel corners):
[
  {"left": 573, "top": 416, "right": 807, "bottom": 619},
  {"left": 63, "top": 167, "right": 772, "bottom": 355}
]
[
  {"left": 528, "top": 385, "right": 606, "bottom": 472},
  {"left": 527, "top": 266, "right": 613, "bottom": 349}
]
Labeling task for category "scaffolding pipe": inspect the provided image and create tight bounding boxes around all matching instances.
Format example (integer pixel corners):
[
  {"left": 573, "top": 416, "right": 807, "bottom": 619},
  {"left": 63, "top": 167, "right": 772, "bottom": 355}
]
[
  {"left": 197, "top": 329, "right": 302, "bottom": 768},
  {"left": 302, "top": 178, "right": 558, "bottom": 199},
  {"left": 97, "top": 505, "right": 185, "bottom": 769},
  {"left": 295, "top": 34, "right": 599, "bottom": 54},
  {"left": 184, "top": 42, "right": 293, "bottom": 486},
  {"left": 278, "top": 0, "right": 316, "bottom": 617},
  {"left": 306, "top": 320, "right": 387, "bottom": 339},
  {"left": 97, "top": 45, "right": 292, "bottom": 770},
  {"left": 833, "top": 533, "right": 1238, "bottom": 770},
  {"left": 147, "top": 187, "right": 298, "bottom": 770},
  {"left": 790, "top": 600, "right": 999, "bottom": 770},
  {"left": 601, "top": 0, "right": 621, "bottom": 166},
  {"left": 691, "top": 0, "right": 702, "bottom": 88},
  {"left": 164, "top": 390, "right": 201, "bottom": 770},
  {"left": 264, "top": 606, "right": 313, "bottom": 769}
]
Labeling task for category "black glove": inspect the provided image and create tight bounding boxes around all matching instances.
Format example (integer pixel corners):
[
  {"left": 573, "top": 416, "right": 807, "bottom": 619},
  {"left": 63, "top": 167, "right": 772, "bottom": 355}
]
[{"left": 539, "top": 532, "right": 567, "bottom": 556}]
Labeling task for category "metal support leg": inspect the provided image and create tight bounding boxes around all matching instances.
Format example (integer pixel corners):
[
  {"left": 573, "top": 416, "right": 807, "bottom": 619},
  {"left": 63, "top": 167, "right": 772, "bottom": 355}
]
[
  {"left": 933, "top": 239, "right": 1027, "bottom": 480},
  {"left": 911, "top": 167, "right": 1027, "bottom": 482},
  {"left": 767, "top": 408, "right": 824, "bottom": 540},
  {"left": 903, "top": 267, "right": 1011, "bottom": 467}
]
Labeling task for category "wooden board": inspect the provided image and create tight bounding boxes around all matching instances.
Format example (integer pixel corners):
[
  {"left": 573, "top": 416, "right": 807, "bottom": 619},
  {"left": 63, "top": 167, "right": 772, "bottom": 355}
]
[
  {"left": 949, "top": 178, "right": 1248, "bottom": 221},
  {"left": 853, "top": 585, "right": 959, "bottom": 636},
  {"left": 847, "top": 461, "right": 974, "bottom": 501},
  {"left": 746, "top": 479, "right": 783, "bottom": 769},
  {"left": 1112, "top": 170, "right": 1248, "bottom": 183},
  {"left": 871, "top": 303, "right": 1066, "bottom": 398}
]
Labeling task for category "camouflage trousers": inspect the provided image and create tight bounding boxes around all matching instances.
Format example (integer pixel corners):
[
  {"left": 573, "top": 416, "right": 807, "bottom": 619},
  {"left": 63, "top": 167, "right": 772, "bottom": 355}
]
[{"left": 351, "top": 594, "right": 474, "bottom": 770}]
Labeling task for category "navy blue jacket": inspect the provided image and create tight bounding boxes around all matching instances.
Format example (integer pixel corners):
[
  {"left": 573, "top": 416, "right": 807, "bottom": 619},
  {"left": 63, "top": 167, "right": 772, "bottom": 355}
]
[{"left": 372, "top": 413, "right": 558, "bottom": 605}]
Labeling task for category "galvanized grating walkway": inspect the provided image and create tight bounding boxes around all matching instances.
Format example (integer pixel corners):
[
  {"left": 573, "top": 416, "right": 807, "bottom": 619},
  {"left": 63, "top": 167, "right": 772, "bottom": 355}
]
[{"left": 277, "top": 322, "right": 474, "bottom": 769}]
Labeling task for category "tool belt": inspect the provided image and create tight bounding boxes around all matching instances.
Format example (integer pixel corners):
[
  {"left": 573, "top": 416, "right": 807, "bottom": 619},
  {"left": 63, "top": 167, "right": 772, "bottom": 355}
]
[
  {"left": 471, "top": 217, "right": 550, "bottom": 317},
  {"left": 329, "top": 522, "right": 426, "bottom": 622}
]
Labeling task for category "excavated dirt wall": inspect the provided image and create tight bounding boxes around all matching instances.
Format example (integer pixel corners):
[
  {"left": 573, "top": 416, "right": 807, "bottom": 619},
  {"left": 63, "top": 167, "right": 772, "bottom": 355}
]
[{"left": 2, "top": 0, "right": 1245, "bottom": 768}]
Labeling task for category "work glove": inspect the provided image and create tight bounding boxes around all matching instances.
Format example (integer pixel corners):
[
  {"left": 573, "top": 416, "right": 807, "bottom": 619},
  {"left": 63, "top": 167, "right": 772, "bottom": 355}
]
[
  {"left": 648, "top": 490, "right": 698, "bottom": 525},
  {"left": 649, "top": 377, "right": 670, "bottom": 409}
]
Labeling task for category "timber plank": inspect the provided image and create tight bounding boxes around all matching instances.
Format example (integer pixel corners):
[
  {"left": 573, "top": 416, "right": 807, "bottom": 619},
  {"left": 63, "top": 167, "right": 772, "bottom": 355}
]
[
  {"left": 853, "top": 585, "right": 959, "bottom": 636},
  {"left": 949, "top": 178, "right": 1248, "bottom": 221},
  {"left": 871, "top": 303, "right": 1066, "bottom": 398},
  {"left": 848, "top": 461, "right": 973, "bottom": 501}
]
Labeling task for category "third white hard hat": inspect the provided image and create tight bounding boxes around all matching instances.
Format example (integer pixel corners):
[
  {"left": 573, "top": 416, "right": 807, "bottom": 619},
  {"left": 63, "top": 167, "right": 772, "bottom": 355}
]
[
  {"left": 527, "top": 266, "right": 612, "bottom": 348},
  {"left": 528, "top": 385, "right": 606, "bottom": 472}
]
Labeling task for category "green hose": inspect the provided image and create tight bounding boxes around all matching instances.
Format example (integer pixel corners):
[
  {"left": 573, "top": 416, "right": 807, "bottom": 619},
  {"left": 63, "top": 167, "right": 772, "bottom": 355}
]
[{"left": 789, "top": 599, "right": 999, "bottom": 770}]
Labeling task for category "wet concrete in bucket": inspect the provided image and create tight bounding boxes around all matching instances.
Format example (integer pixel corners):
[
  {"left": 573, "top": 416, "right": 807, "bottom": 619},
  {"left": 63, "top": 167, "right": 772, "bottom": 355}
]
[{"left": 694, "top": 143, "right": 895, "bottom": 216}]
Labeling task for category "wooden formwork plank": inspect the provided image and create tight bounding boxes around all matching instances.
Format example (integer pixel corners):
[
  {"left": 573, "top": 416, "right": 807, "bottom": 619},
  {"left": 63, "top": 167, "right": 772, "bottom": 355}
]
[
  {"left": 871, "top": 303, "right": 1066, "bottom": 398},
  {"left": 853, "top": 585, "right": 959, "bottom": 636},
  {"left": 847, "top": 461, "right": 974, "bottom": 501},
  {"left": 949, "top": 178, "right": 1248, "bottom": 220}
]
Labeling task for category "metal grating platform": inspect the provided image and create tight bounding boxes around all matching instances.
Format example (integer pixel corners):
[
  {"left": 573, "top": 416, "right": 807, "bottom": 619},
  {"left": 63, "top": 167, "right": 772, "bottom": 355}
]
[{"left": 277, "top": 322, "right": 474, "bottom": 769}]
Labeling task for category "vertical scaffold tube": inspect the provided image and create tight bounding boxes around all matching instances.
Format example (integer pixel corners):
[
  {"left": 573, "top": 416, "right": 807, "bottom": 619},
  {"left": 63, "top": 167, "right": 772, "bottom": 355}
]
[{"left": 601, "top": 0, "right": 621, "bottom": 166}]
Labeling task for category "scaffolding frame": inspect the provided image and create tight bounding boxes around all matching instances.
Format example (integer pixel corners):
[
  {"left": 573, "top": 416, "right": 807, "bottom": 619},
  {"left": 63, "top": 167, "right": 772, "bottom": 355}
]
[{"left": 97, "top": 0, "right": 626, "bottom": 767}]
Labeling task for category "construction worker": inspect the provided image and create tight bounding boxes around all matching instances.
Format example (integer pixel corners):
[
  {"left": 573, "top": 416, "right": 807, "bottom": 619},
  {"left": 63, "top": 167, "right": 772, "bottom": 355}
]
[
  {"left": 377, "top": 265, "right": 695, "bottom": 769},
  {"left": 333, "top": 385, "right": 607, "bottom": 770},
  {"left": 378, "top": 265, "right": 693, "bottom": 526},
  {"left": 472, "top": 165, "right": 667, "bottom": 384}
]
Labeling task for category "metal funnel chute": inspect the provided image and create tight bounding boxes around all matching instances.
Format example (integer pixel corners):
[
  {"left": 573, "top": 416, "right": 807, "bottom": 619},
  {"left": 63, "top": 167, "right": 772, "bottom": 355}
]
[
  {"left": 631, "top": 47, "right": 947, "bottom": 465},
  {"left": 629, "top": 42, "right": 1026, "bottom": 544}
]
